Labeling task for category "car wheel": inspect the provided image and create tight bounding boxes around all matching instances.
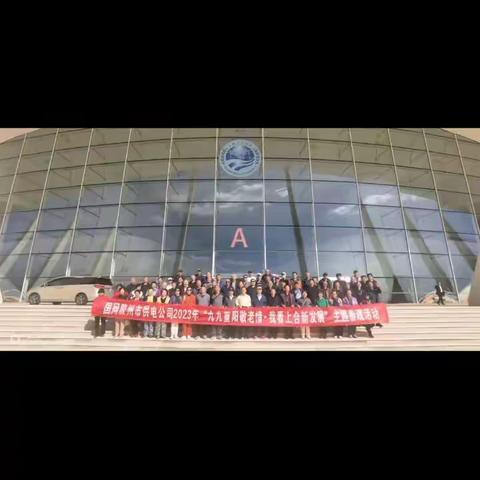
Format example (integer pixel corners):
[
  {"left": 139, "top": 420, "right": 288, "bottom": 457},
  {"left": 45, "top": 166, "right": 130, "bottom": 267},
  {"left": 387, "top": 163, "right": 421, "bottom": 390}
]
[
  {"left": 28, "top": 293, "right": 41, "bottom": 305},
  {"left": 75, "top": 293, "right": 88, "bottom": 305}
]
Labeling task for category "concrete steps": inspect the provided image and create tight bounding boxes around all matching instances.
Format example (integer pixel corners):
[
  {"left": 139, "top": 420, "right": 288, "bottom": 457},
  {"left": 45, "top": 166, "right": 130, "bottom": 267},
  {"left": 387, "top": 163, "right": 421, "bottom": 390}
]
[{"left": 1, "top": 302, "right": 480, "bottom": 350}]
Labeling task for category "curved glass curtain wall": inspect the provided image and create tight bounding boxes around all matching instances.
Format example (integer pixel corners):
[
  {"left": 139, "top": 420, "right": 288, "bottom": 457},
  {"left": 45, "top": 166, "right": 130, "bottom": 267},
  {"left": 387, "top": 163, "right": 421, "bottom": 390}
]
[{"left": 0, "top": 127, "right": 479, "bottom": 303}]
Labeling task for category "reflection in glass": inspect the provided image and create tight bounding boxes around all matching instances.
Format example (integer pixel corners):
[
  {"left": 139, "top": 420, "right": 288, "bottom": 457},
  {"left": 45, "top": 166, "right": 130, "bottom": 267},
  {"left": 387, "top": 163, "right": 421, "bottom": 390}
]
[
  {"left": 317, "top": 227, "right": 363, "bottom": 251},
  {"left": 0, "top": 232, "right": 33, "bottom": 255},
  {"left": 429, "top": 153, "right": 462, "bottom": 173},
  {"left": 215, "top": 251, "right": 263, "bottom": 275},
  {"left": 404, "top": 208, "right": 443, "bottom": 231},
  {"left": 392, "top": 148, "right": 429, "bottom": 169},
  {"left": 51, "top": 148, "right": 88, "bottom": 169},
  {"left": 166, "top": 203, "right": 214, "bottom": 226},
  {"left": 217, "top": 180, "right": 263, "bottom": 202},
  {"left": 366, "top": 253, "right": 411, "bottom": 277},
  {"left": 310, "top": 141, "right": 352, "bottom": 161},
  {"left": 400, "top": 187, "right": 438, "bottom": 209},
  {"left": 81, "top": 184, "right": 121, "bottom": 206},
  {"left": 353, "top": 144, "right": 393, "bottom": 165},
  {"left": 315, "top": 204, "right": 360, "bottom": 227},
  {"left": 264, "top": 138, "right": 309, "bottom": 159},
  {"left": 216, "top": 226, "right": 263, "bottom": 250},
  {"left": 310, "top": 160, "right": 355, "bottom": 182},
  {"left": 70, "top": 252, "right": 112, "bottom": 276},
  {"left": 119, "top": 203, "right": 164, "bottom": 227},
  {"left": 313, "top": 182, "right": 358, "bottom": 204},
  {"left": 122, "top": 181, "right": 167, "bottom": 204},
  {"left": 438, "top": 191, "right": 472, "bottom": 212},
  {"left": 72, "top": 229, "right": 115, "bottom": 252},
  {"left": 356, "top": 164, "right": 397, "bottom": 185},
  {"left": 33, "top": 230, "right": 72, "bottom": 253},
  {"left": 116, "top": 227, "right": 163, "bottom": 251},
  {"left": 168, "top": 180, "right": 214, "bottom": 203},
  {"left": 408, "top": 230, "right": 448, "bottom": 254},
  {"left": 29, "top": 253, "right": 68, "bottom": 280},
  {"left": 165, "top": 226, "right": 213, "bottom": 251},
  {"left": 390, "top": 130, "right": 426, "bottom": 150},
  {"left": 266, "top": 226, "right": 316, "bottom": 251},
  {"left": 46, "top": 167, "right": 83, "bottom": 189},
  {"left": 351, "top": 128, "right": 389, "bottom": 145},
  {"left": 43, "top": 187, "right": 81, "bottom": 209},
  {"left": 364, "top": 229, "right": 408, "bottom": 253},
  {"left": 362, "top": 206, "right": 404, "bottom": 229},
  {"left": 38, "top": 208, "right": 76, "bottom": 231},
  {"left": 17, "top": 152, "right": 51, "bottom": 173},
  {"left": 396, "top": 167, "right": 434, "bottom": 189},
  {"left": 2, "top": 211, "right": 38, "bottom": 233},
  {"left": 359, "top": 184, "right": 399, "bottom": 206},
  {"left": 14, "top": 172, "right": 48, "bottom": 192},
  {"left": 434, "top": 172, "right": 468, "bottom": 193},
  {"left": 264, "top": 159, "right": 310, "bottom": 180},
  {"left": 115, "top": 251, "right": 162, "bottom": 276},
  {"left": 217, "top": 203, "right": 263, "bottom": 225},
  {"left": 447, "top": 233, "right": 480, "bottom": 256},
  {"left": 162, "top": 251, "right": 212, "bottom": 276},
  {"left": 318, "top": 252, "right": 366, "bottom": 276},
  {"left": 76, "top": 206, "right": 118, "bottom": 229},
  {"left": 411, "top": 254, "right": 453, "bottom": 278},
  {"left": 452, "top": 255, "right": 476, "bottom": 279},
  {"left": 266, "top": 203, "right": 313, "bottom": 226},
  {"left": 443, "top": 211, "right": 478, "bottom": 235},
  {"left": 458, "top": 140, "right": 480, "bottom": 161},
  {"left": 308, "top": 128, "right": 350, "bottom": 141},
  {"left": 267, "top": 251, "right": 318, "bottom": 276}
]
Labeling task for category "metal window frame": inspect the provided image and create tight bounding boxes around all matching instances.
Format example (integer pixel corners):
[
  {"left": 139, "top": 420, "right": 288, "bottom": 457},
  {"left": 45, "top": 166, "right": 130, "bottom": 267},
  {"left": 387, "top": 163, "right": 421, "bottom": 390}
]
[
  {"left": 211, "top": 128, "right": 219, "bottom": 275},
  {"left": 307, "top": 128, "right": 320, "bottom": 277}
]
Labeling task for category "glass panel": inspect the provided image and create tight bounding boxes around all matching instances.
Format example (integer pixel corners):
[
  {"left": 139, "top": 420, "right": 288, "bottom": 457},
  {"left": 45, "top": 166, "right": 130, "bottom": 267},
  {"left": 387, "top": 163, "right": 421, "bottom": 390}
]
[
  {"left": 171, "top": 138, "right": 216, "bottom": 158},
  {"left": 81, "top": 184, "right": 121, "bottom": 206},
  {"left": 116, "top": 227, "right": 163, "bottom": 251},
  {"left": 218, "top": 128, "right": 261, "bottom": 138},
  {"left": 0, "top": 176, "right": 15, "bottom": 195},
  {"left": 72, "top": 228, "right": 115, "bottom": 252},
  {"left": 356, "top": 164, "right": 397, "bottom": 185},
  {"left": 4, "top": 211, "right": 39, "bottom": 233},
  {"left": 452, "top": 255, "right": 477, "bottom": 279},
  {"left": 397, "top": 167, "right": 434, "bottom": 189},
  {"left": 0, "top": 254, "right": 28, "bottom": 278},
  {"left": 38, "top": 208, "right": 76, "bottom": 231},
  {"left": 17, "top": 152, "right": 52, "bottom": 173},
  {"left": 13, "top": 171, "right": 48, "bottom": 192},
  {"left": 0, "top": 195, "right": 7, "bottom": 214},
  {"left": 168, "top": 180, "right": 214, "bottom": 203},
  {"left": 32, "top": 230, "right": 72, "bottom": 253},
  {"left": 170, "top": 158, "right": 215, "bottom": 180},
  {"left": 309, "top": 141, "right": 352, "bottom": 161},
  {"left": 51, "top": 148, "right": 88, "bottom": 169},
  {"left": 166, "top": 203, "right": 214, "bottom": 225},
  {"left": 83, "top": 163, "right": 124, "bottom": 185},
  {"left": 318, "top": 252, "right": 366, "bottom": 276},
  {"left": 265, "top": 180, "right": 312, "bottom": 203},
  {"left": 353, "top": 144, "right": 393, "bottom": 165},
  {"left": 69, "top": 252, "right": 112, "bottom": 276},
  {"left": 162, "top": 251, "right": 212, "bottom": 276},
  {"left": 362, "top": 206, "right": 404, "bottom": 229},
  {"left": 264, "top": 128, "right": 307, "bottom": 138},
  {"left": 463, "top": 158, "right": 480, "bottom": 177},
  {"left": 8, "top": 192, "right": 43, "bottom": 212},
  {"left": 350, "top": 128, "right": 389, "bottom": 145},
  {"left": 263, "top": 138, "right": 309, "bottom": 159},
  {"left": 315, "top": 204, "right": 360, "bottom": 227},
  {"left": 0, "top": 138, "right": 23, "bottom": 160},
  {"left": 434, "top": 172, "right": 468, "bottom": 193},
  {"left": 425, "top": 135, "right": 459, "bottom": 155},
  {"left": 0, "top": 232, "right": 33, "bottom": 255},
  {"left": 400, "top": 187, "right": 438, "bottom": 209},
  {"left": 165, "top": 226, "right": 213, "bottom": 251},
  {"left": 54, "top": 129, "right": 91, "bottom": 150},
  {"left": 131, "top": 128, "right": 171, "bottom": 142},
  {"left": 122, "top": 181, "right": 167, "bottom": 204},
  {"left": 359, "top": 184, "right": 399, "bottom": 206},
  {"left": 364, "top": 229, "right": 407, "bottom": 252},
  {"left": 90, "top": 128, "right": 130, "bottom": 146},
  {"left": 443, "top": 211, "right": 478, "bottom": 234},
  {"left": 366, "top": 253, "right": 411, "bottom": 277},
  {"left": 447, "top": 233, "right": 480, "bottom": 256},
  {"left": 114, "top": 251, "right": 162, "bottom": 276},
  {"left": 308, "top": 128, "right": 350, "bottom": 141},
  {"left": 438, "top": 191, "right": 472, "bottom": 212},
  {"left": 214, "top": 251, "right": 263, "bottom": 275},
  {"left": 404, "top": 208, "right": 443, "bottom": 231},
  {"left": 264, "top": 159, "right": 310, "bottom": 180},
  {"left": 317, "top": 227, "right": 363, "bottom": 251},
  {"left": 425, "top": 129, "right": 454, "bottom": 138},
  {"left": 313, "top": 181, "right": 358, "bottom": 204},
  {"left": 43, "top": 187, "right": 80, "bottom": 209},
  {"left": 266, "top": 203, "right": 313, "bottom": 226},
  {"left": 46, "top": 167, "right": 83, "bottom": 188},
  {"left": 411, "top": 254, "right": 453, "bottom": 278},
  {"left": 267, "top": 251, "right": 318, "bottom": 276},
  {"left": 310, "top": 160, "right": 355, "bottom": 181},
  {"left": 88, "top": 143, "right": 128, "bottom": 165},
  {"left": 458, "top": 140, "right": 480, "bottom": 161},
  {"left": 429, "top": 153, "right": 462, "bottom": 173},
  {"left": 217, "top": 138, "right": 262, "bottom": 179},
  {"left": 76, "top": 206, "right": 118, "bottom": 228},
  {"left": 266, "top": 226, "right": 316, "bottom": 251},
  {"left": 119, "top": 203, "right": 164, "bottom": 227},
  {"left": 374, "top": 277, "right": 414, "bottom": 295},
  {"left": 215, "top": 226, "right": 262, "bottom": 250},
  {"left": 0, "top": 157, "right": 20, "bottom": 176},
  {"left": 173, "top": 128, "right": 216, "bottom": 138},
  {"left": 393, "top": 148, "right": 430, "bottom": 169},
  {"left": 468, "top": 176, "right": 480, "bottom": 195},
  {"left": 216, "top": 202, "right": 263, "bottom": 225},
  {"left": 29, "top": 253, "right": 68, "bottom": 280},
  {"left": 217, "top": 180, "right": 264, "bottom": 203},
  {"left": 390, "top": 129, "right": 426, "bottom": 150},
  {"left": 408, "top": 231, "right": 448, "bottom": 254},
  {"left": 22, "top": 133, "right": 56, "bottom": 155},
  {"left": 128, "top": 140, "right": 171, "bottom": 161},
  {"left": 125, "top": 160, "right": 169, "bottom": 181}
]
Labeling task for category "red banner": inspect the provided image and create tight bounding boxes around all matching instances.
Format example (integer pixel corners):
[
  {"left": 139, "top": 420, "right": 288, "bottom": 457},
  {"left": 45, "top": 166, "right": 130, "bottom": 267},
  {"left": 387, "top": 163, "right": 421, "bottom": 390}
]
[{"left": 91, "top": 296, "right": 389, "bottom": 328}]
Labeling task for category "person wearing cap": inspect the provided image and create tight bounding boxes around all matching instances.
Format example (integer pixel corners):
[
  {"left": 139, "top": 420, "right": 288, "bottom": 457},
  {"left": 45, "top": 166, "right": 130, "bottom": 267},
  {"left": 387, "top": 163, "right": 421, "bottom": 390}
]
[{"left": 93, "top": 288, "right": 107, "bottom": 338}]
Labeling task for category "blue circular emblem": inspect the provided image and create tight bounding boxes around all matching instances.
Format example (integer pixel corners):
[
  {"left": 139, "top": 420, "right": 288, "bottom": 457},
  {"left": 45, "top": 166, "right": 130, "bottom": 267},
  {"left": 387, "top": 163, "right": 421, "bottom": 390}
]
[{"left": 219, "top": 139, "right": 261, "bottom": 177}]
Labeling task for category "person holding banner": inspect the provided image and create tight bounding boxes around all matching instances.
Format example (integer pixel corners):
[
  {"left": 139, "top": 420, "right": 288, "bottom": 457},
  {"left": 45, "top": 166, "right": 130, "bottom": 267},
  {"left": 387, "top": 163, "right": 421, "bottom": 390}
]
[
  {"left": 342, "top": 289, "right": 358, "bottom": 338},
  {"left": 267, "top": 287, "right": 281, "bottom": 339},
  {"left": 330, "top": 291, "right": 344, "bottom": 339},
  {"left": 113, "top": 287, "right": 128, "bottom": 337},
  {"left": 297, "top": 290, "right": 312, "bottom": 339},
  {"left": 154, "top": 289, "right": 170, "bottom": 339},
  {"left": 280, "top": 285, "right": 296, "bottom": 339},
  {"left": 316, "top": 291, "right": 330, "bottom": 339},
  {"left": 235, "top": 286, "right": 252, "bottom": 339},
  {"left": 181, "top": 287, "right": 197, "bottom": 339},
  {"left": 93, "top": 288, "right": 107, "bottom": 338},
  {"left": 252, "top": 285, "right": 268, "bottom": 339},
  {"left": 169, "top": 288, "right": 182, "bottom": 339},
  {"left": 144, "top": 288, "right": 157, "bottom": 338}
]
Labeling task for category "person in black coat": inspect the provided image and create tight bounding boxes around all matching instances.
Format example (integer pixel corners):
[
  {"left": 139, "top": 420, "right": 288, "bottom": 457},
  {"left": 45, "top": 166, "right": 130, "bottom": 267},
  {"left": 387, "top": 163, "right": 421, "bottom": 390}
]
[
  {"left": 435, "top": 282, "right": 446, "bottom": 305},
  {"left": 252, "top": 285, "right": 268, "bottom": 339},
  {"left": 319, "top": 273, "right": 332, "bottom": 292},
  {"left": 267, "top": 288, "right": 282, "bottom": 339},
  {"left": 306, "top": 279, "right": 320, "bottom": 304},
  {"left": 280, "top": 285, "right": 296, "bottom": 339}
]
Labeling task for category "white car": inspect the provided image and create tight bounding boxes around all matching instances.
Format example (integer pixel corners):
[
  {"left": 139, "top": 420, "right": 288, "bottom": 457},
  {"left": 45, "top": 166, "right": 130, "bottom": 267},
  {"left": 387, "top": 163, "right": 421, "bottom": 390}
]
[{"left": 26, "top": 276, "right": 113, "bottom": 305}]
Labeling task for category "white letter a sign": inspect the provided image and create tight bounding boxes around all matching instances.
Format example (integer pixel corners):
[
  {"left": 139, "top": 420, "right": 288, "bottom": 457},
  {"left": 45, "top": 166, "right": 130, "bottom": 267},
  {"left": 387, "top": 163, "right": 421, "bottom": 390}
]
[{"left": 230, "top": 227, "right": 248, "bottom": 248}]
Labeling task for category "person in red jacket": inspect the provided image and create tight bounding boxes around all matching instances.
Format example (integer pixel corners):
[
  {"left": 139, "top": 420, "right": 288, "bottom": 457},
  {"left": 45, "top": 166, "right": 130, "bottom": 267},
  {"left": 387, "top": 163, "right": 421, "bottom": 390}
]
[
  {"left": 181, "top": 286, "right": 197, "bottom": 339},
  {"left": 113, "top": 287, "right": 128, "bottom": 337}
]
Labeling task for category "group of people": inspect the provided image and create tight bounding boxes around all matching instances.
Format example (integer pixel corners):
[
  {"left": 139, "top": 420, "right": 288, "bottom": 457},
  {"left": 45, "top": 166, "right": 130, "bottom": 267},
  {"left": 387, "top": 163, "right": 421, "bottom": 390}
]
[{"left": 93, "top": 269, "right": 383, "bottom": 340}]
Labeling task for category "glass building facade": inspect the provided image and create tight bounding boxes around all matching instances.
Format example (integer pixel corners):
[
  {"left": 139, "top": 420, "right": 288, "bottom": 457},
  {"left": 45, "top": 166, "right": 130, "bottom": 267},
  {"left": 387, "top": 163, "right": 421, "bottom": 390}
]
[{"left": 1, "top": 127, "right": 480, "bottom": 303}]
